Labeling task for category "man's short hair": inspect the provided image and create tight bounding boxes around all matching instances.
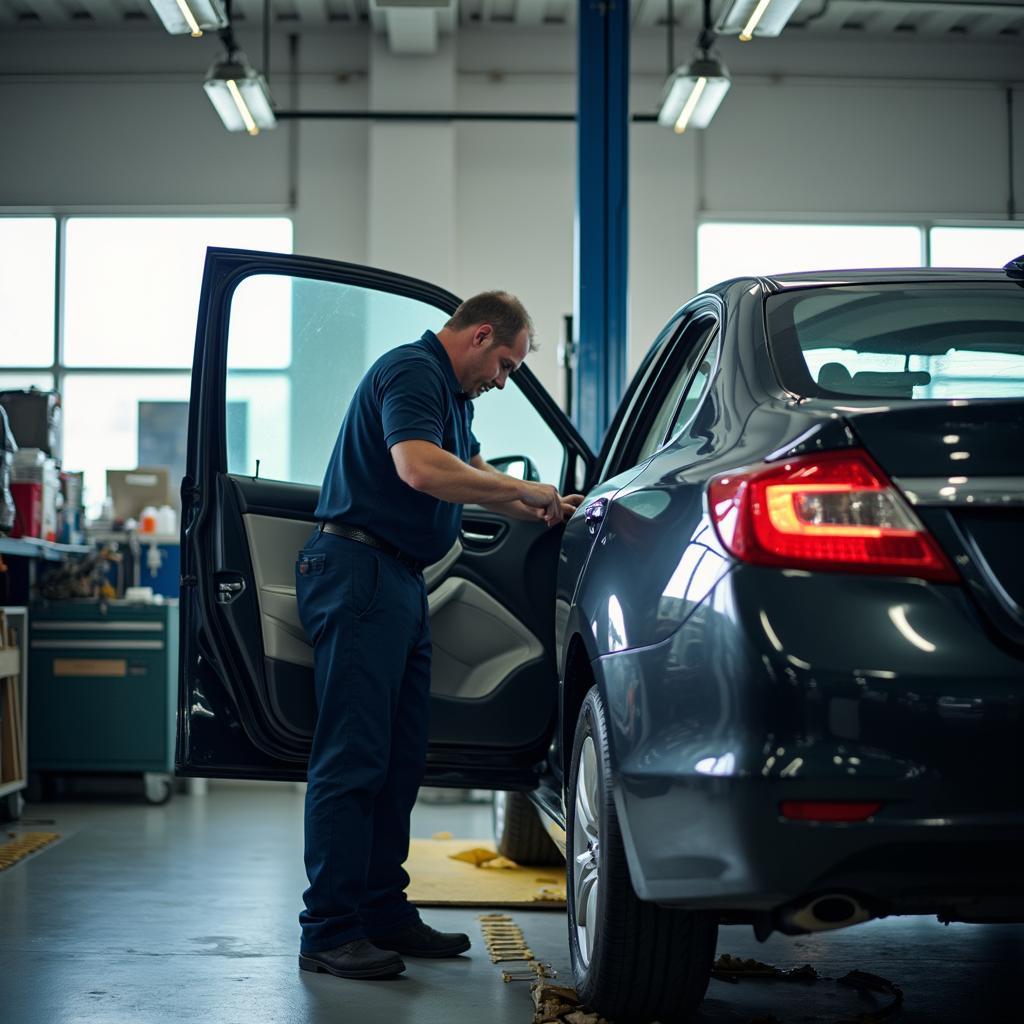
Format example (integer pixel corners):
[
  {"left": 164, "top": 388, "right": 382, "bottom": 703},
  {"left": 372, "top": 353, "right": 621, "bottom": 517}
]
[{"left": 445, "top": 291, "right": 537, "bottom": 351}]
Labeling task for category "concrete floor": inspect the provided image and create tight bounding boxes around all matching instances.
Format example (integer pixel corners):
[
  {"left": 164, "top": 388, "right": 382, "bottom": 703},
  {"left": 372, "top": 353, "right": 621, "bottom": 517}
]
[{"left": 1, "top": 785, "right": 1021, "bottom": 1023}]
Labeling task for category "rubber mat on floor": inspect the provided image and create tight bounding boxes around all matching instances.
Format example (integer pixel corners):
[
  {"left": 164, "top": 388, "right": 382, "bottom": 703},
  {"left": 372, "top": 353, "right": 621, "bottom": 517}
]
[
  {"left": 0, "top": 831, "right": 61, "bottom": 870},
  {"left": 406, "top": 837, "right": 566, "bottom": 908}
]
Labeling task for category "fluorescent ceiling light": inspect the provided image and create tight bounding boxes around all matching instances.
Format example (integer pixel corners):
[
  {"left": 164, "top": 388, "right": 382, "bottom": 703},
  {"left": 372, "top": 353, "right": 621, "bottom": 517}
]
[
  {"left": 204, "top": 53, "right": 276, "bottom": 136},
  {"left": 716, "top": 0, "right": 803, "bottom": 40},
  {"left": 149, "top": 0, "right": 227, "bottom": 37},
  {"left": 658, "top": 56, "right": 731, "bottom": 135}
]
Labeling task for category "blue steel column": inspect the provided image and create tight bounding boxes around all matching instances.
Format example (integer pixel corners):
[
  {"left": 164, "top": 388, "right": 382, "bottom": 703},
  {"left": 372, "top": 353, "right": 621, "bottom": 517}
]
[{"left": 573, "top": 0, "right": 630, "bottom": 452}]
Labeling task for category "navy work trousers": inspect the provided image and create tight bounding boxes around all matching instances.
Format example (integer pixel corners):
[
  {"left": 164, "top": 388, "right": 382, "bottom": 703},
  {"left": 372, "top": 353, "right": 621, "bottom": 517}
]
[{"left": 295, "top": 529, "right": 431, "bottom": 953}]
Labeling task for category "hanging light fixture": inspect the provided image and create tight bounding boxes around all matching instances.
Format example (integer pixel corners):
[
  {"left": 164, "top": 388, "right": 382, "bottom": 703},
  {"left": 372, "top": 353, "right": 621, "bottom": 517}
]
[
  {"left": 204, "top": 47, "right": 276, "bottom": 135},
  {"left": 149, "top": 0, "right": 228, "bottom": 37},
  {"left": 658, "top": 0, "right": 730, "bottom": 135},
  {"left": 716, "top": 0, "right": 803, "bottom": 41}
]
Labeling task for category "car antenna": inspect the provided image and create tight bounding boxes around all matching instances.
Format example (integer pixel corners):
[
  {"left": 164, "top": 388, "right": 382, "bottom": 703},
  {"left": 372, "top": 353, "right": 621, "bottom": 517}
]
[{"left": 254, "top": 459, "right": 261, "bottom": 480}]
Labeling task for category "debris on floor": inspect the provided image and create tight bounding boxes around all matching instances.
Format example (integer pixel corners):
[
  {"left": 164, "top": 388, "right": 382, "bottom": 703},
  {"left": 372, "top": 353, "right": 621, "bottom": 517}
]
[
  {"left": 712, "top": 952, "right": 904, "bottom": 1023},
  {"left": 479, "top": 914, "right": 556, "bottom": 982},
  {"left": 450, "top": 846, "right": 501, "bottom": 866},
  {"left": 481, "top": 855, "right": 519, "bottom": 870},
  {"left": 431, "top": 831, "right": 453, "bottom": 840},
  {"left": 479, "top": 912, "right": 535, "bottom": 963},
  {"left": 502, "top": 961, "right": 556, "bottom": 983},
  {"left": 533, "top": 885, "right": 567, "bottom": 903},
  {"left": 713, "top": 953, "right": 820, "bottom": 981},
  {"left": 530, "top": 982, "right": 610, "bottom": 1024},
  {"left": 837, "top": 970, "right": 905, "bottom": 1022}
]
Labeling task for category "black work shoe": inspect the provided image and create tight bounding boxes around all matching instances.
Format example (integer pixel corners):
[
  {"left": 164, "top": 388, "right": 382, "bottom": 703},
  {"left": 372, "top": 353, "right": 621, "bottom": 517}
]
[
  {"left": 371, "top": 919, "right": 471, "bottom": 958},
  {"left": 298, "top": 939, "right": 406, "bottom": 979}
]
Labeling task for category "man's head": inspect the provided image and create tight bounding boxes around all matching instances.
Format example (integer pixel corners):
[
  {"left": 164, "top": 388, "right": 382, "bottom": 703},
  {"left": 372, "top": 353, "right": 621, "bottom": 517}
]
[{"left": 437, "top": 291, "right": 536, "bottom": 400}]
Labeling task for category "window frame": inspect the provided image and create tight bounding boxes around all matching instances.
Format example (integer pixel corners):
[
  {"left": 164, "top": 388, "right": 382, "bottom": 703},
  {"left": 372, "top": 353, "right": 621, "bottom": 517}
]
[{"left": 605, "top": 300, "right": 722, "bottom": 477}]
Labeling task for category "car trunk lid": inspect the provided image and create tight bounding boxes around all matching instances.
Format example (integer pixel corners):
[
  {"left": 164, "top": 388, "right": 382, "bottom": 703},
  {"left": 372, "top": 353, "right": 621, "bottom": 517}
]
[{"left": 836, "top": 399, "right": 1024, "bottom": 648}]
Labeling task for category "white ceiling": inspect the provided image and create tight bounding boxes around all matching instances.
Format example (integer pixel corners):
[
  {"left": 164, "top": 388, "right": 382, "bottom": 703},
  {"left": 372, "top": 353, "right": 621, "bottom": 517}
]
[{"left": 1, "top": 0, "right": 1022, "bottom": 43}]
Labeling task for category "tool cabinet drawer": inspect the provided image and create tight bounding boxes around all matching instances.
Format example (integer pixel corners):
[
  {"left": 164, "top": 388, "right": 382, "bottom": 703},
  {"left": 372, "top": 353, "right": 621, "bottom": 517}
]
[{"left": 28, "top": 602, "right": 177, "bottom": 773}]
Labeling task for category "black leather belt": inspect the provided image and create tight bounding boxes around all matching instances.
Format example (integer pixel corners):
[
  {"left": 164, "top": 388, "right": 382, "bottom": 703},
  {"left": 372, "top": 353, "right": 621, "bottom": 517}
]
[{"left": 318, "top": 521, "right": 427, "bottom": 573}]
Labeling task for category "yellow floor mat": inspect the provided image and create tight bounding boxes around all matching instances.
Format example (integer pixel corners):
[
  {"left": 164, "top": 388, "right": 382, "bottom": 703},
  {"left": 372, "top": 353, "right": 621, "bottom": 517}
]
[
  {"left": 0, "top": 831, "right": 61, "bottom": 871},
  {"left": 406, "top": 838, "right": 566, "bottom": 909}
]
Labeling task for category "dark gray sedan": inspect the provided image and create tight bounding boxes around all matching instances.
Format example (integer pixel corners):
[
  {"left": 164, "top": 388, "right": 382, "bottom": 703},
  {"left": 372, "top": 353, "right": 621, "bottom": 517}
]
[
  {"left": 494, "top": 264, "right": 1024, "bottom": 1022},
  {"left": 179, "top": 251, "right": 1023, "bottom": 1024}
]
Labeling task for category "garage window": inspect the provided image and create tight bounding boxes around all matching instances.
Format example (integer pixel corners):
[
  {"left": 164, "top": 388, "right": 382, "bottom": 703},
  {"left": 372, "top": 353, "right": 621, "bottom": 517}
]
[
  {"left": 0, "top": 218, "right": 56, "bottom": 369},
  {"left": 929, "top": 226, "right": 1024, "bottom": 269},
  {"left": 697, "top": 223, "right": 923, "bottom": 290},
  {"left": 0, "top": 215, "right": 293, "bottom": 513}
]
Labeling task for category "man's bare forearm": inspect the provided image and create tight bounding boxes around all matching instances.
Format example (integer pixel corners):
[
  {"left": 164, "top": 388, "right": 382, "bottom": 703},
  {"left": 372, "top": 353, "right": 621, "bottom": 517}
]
[{"left": 391, "top": 441, "right": 527, "bottom": 505}]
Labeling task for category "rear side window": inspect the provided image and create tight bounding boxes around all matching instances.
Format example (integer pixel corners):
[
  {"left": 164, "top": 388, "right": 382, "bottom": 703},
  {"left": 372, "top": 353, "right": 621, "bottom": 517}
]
[{"left": 767, "top": 282, "right": 1024, "bottom": 400}]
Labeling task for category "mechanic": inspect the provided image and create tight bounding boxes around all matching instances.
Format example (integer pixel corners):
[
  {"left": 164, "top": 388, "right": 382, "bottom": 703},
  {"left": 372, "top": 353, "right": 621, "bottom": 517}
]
[{"left": 295, "top": 291, "right": 583, "bottom": 981}]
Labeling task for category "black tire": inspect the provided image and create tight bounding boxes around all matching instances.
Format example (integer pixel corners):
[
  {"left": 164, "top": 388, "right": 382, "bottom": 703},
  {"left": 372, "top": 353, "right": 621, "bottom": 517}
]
[
  {"left": 492, "top": 790, "right": 563, "bottom": 866},
  {"left": 567, "top": 687, "right": 718, "bottom": 1024}
]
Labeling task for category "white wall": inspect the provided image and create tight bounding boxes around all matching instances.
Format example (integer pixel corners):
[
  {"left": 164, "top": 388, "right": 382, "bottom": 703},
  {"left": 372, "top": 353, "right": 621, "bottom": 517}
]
[{"left": 1, "top": 25, "right": 1022, "bottom": 394}]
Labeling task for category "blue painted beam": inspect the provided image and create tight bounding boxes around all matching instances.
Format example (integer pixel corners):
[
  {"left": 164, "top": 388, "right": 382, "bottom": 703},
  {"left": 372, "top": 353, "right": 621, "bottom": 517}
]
[{"left": 573, "top": 0, "right": 630, "bottom": 453}]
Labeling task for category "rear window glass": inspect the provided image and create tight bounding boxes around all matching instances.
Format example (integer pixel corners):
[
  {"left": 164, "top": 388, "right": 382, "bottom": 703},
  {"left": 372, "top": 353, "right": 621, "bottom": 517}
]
[{"left": 766, "top": 282, "right": 1024, "bottom": 400}]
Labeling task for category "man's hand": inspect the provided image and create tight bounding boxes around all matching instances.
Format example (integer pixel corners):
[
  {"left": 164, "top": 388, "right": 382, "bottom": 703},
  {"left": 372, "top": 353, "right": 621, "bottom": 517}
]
[
  {"left": 518, "top": 481, "right": 563, "bottom": 527},
  {"left": 560, "top": 494, "right": 585, "bottom": 522}
]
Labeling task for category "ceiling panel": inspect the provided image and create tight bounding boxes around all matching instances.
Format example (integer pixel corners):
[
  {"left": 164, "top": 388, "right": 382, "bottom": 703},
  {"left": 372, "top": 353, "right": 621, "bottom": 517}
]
[{"left": 0, "top": 0, "right": 1020, "bottom": 39}]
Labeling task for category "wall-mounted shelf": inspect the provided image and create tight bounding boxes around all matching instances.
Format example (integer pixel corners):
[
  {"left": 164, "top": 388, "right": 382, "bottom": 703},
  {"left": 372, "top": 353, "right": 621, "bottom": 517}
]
[{"left": 0, "top": 537, "right": 92, "bottom": 562}]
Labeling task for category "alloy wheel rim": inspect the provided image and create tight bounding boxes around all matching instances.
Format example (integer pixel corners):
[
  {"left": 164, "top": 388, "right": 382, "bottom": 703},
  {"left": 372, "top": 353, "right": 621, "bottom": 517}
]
[{"left": 572, "top": 734, "right": 601, "bottom": 969}]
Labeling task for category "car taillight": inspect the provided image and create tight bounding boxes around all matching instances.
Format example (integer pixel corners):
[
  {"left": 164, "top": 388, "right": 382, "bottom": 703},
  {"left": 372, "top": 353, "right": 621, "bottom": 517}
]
[{"left": 708, "top": 449, "right": 958, "bottom": 582}]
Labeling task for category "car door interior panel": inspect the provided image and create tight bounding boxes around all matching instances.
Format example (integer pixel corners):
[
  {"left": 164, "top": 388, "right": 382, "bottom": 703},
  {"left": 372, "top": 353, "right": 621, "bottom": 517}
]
[{"left": 216, "top": 475, "right": 558, "bottom": 754}]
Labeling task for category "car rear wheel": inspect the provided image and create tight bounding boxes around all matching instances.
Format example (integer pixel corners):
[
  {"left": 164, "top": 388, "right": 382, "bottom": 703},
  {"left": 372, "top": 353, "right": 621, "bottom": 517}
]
[
  {"left": 492, "top": 790, "right": 563, "bottom": 865},
  {"left": 568, "top": 687, "right": 718, "bottom": 1024}
]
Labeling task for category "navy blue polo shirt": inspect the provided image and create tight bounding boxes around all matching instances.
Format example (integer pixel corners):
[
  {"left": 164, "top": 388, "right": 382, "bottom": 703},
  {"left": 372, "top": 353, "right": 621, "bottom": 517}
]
[{"left": 314, "top": 330, "right": 481, "bottom": 565}]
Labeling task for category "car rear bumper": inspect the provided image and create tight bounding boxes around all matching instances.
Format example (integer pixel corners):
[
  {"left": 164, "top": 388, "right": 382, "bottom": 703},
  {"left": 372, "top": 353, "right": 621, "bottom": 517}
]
[{"left": 595, "top": 565, "right": 1024, "bottom": 919}]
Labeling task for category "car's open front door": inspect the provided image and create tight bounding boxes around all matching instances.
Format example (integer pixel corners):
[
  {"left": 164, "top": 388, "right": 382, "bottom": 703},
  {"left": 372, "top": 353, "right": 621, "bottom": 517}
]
[{"left": 177, "top": 248, "right": 594, "bottom": 789}]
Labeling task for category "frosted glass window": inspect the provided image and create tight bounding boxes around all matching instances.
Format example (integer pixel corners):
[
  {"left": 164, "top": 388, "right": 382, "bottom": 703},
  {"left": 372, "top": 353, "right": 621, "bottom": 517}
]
[
  {"left": 929, "top": 226, "right": 1024, "bottom": 270},
  {"left": 0, "top": 218, "right": 56, "bottom": 367},
  {"left": 697, "top": 223, "right": 923, "bottom": 290},
  {"left": 64, "top": 218, "right": 293, "bottom": 368}
]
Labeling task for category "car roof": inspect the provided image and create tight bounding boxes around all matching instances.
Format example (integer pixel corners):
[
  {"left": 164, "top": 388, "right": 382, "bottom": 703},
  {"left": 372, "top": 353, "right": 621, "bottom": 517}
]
[{"left": 708, "top": 266, "right": 1017, "bottom": 294}]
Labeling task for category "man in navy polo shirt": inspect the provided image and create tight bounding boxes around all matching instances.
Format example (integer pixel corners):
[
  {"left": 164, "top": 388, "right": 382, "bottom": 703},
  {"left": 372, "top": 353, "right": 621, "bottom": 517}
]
[{"left": 295, "top": 291, "right": 582, "bottom": 980}]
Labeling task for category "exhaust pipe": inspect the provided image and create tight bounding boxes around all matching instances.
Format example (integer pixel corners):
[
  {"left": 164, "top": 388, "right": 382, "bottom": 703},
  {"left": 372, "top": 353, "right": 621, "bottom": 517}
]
[{"left": 779, "top": 893, "right": 874, "bottom": 934}]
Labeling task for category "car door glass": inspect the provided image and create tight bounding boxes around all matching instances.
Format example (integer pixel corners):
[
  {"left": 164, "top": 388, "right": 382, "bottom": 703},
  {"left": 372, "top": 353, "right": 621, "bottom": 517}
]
[
  {"left": 225, "top": 273, "right": 567, "bottom": 490},
  {"left": 467, "top": 383, "right": 565, "bottom": 488},
  {"left": 634, "top": 321, "right": 718, "bottom": 463},
  {"left": 665, "top": 330, "right": 720, "bottom": 444}
]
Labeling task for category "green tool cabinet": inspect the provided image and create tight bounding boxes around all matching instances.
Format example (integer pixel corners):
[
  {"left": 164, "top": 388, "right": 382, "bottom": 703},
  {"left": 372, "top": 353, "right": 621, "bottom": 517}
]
[{"left": 28, "top": 601, "right": 178, "bottom": 803}]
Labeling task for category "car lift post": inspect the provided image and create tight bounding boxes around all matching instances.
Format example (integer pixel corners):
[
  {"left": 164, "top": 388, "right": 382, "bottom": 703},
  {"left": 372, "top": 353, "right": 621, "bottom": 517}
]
[{"left": 573, "top": 0, "right": 630, "bottom": 453}]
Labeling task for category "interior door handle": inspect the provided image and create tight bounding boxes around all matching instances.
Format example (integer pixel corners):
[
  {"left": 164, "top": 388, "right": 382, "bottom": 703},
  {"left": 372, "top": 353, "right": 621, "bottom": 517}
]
[
  {"left": 585, "top": 498, "right": 608, "bottom": 535},
  {"left": 460, "top": 519, "right": 507, "bottom": 547}
]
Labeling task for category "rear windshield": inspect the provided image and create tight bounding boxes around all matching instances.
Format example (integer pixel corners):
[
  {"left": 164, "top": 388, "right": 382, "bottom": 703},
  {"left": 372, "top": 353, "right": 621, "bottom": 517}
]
[{"left": 766, "top": 282, "right": 1024, "bottom": 400}]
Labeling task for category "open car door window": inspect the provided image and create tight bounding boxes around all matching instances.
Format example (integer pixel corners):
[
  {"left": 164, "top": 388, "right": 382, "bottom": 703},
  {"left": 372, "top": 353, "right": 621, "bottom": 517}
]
[{"left": 178, "top": 248, "right": 593, "bottom": 788}]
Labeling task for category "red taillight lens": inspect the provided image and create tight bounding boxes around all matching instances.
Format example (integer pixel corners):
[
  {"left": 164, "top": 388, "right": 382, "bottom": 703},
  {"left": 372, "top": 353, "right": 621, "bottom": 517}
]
[
  {"left": 709, "top": 449, "right": 958, "bottom": 582},
  {"left": 780, "top": 800, "right": 883, "bottom": 822}
]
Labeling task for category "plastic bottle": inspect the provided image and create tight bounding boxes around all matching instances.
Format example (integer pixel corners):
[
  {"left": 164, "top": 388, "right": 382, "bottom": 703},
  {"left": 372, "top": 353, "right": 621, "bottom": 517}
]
[
  {"left": 140, "top": 505, "right": 158, "bottom": 533},
  {"left": 156, "top": 504, "right": 177, "bottom": 536}
]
